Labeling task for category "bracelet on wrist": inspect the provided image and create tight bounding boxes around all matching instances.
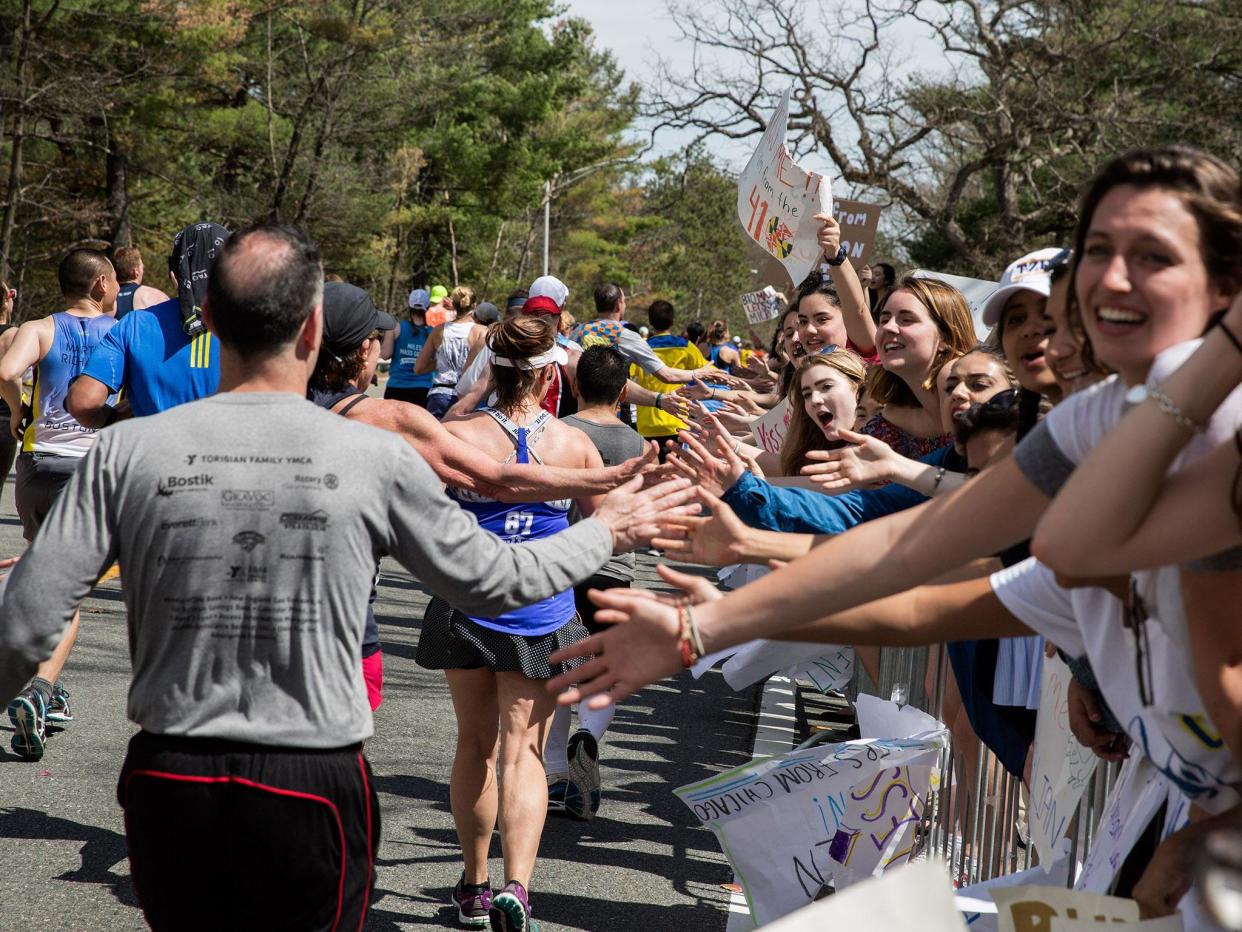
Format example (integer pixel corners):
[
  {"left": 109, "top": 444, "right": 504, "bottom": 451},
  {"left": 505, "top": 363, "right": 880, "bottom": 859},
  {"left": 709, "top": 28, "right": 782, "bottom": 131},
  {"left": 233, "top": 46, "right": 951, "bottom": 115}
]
[
  {"left": 825, "top": 244, "right": 848, "bottom": 267},
  {"left": 655, "top": 392, "right": 664, "bottom": 411},
  {"left": 931, "top": 465, "right": 947, "bottom": 493},
  {"left": 677, "top": 604, "right": 702, "bottom": 669},
  {"left": 1148, "top": 386, "right": 1205, "bottom": 433}
]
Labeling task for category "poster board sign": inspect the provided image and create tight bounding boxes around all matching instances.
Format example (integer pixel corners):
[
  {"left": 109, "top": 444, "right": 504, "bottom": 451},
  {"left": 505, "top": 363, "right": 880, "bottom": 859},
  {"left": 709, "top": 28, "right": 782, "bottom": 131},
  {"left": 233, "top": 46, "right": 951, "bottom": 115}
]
[
  {"left": 1074, "top": 755, "right": 1169, "bottom": 894},
  {"left": 1028, "top": 656, "right": 1099, "bottom": 868},
  {"left": 737, "top": 88, "right": 833, "bottom": 290},
  {"left": 1052, "top": 919, "right": 1184, "bottom": 932},
  {"left": 835, "top": 199, "right": 883, "bottom": 266},
  {"left": 741, "top": 286, "right": 783, "bottom": 324},
  {"left": 911, "top": 270, "right": 997, "bottom": 340},
  {"left": 991, "top": 886, "right": 1138, "bottom": 932},
  {"left": 763, "top": 860, "right": 967, "bottom": 932},
  {"left": 677, "top": 732, "right": 947, "bottom": 924},
  {"left": 753, "top": 398, "right": 792, "bottom": 454}
]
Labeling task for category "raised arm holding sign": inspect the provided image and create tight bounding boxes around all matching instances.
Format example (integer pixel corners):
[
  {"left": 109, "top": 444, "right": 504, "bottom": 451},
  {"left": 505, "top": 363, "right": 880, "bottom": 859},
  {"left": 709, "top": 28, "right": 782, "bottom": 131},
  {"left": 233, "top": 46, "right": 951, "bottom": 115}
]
[{"left": 737, "top": 89, "right": 832, "bottom": 288}]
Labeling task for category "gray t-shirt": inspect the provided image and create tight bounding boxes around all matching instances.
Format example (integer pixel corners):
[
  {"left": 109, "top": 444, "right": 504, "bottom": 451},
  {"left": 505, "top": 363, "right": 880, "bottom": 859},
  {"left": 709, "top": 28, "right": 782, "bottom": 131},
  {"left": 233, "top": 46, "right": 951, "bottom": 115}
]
[
  {"left": 0, "top": 392, "right": 612, "bottom": 747},
  {"left": 563, "top": 413, "right": 647, "bottom": 581}
]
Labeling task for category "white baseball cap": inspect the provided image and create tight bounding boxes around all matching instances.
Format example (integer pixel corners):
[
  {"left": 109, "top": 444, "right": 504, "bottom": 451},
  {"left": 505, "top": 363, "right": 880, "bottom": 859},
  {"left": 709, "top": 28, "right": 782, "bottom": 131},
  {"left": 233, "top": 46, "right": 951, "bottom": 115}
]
[
  {"left": 408, "top": 288, "right": 430, "bottom": 310},
  {"left": 523, "top": 275, "right": 570, "bottom": 316},
  {"left": 980, "top": 247, "right": 1066, "bottom": 328}
]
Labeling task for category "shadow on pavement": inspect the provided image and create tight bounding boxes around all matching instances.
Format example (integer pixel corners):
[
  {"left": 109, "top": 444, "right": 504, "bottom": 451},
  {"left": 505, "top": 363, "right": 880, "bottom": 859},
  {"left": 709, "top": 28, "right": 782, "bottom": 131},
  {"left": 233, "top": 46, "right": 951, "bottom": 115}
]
[{"left": 0, "top": 807, "right": 138, "bottom": 908}]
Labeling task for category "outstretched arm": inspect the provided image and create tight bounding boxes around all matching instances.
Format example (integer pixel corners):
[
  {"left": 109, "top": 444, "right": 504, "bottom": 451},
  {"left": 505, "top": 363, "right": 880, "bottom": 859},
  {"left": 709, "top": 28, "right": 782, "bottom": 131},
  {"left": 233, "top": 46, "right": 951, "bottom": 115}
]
[
  {"left": 364, "top": 400, "right": 655, "bottom": 500},
  {"left": 545, "top": 570, "right": 1027, "bottom": 706},
  {"left": 1033, "top": 301, "right": 1242, "bottom": 573},
  {"left": 413, "top": 326, "right": 440, "bottom": 375},
  {"left": 660, "top": 456, "right": 1046, "bottom": 644}
]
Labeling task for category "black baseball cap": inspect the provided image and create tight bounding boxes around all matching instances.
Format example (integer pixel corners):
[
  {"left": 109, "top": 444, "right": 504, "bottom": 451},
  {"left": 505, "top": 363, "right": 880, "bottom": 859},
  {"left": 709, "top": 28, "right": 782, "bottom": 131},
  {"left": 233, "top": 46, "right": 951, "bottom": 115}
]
[{"left": 322, "top": 281, "right": 397, "bottom": 355}]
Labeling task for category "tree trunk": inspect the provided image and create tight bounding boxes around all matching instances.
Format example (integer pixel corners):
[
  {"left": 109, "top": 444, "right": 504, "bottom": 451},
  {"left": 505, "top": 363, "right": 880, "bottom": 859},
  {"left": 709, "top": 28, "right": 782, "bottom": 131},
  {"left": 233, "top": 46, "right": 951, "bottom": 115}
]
[
  {"left": 0, "top": 0, "right": 33, "bottom": 280},
  {"left": 106, "top": 138, "right": 131, "bottom": 247}
]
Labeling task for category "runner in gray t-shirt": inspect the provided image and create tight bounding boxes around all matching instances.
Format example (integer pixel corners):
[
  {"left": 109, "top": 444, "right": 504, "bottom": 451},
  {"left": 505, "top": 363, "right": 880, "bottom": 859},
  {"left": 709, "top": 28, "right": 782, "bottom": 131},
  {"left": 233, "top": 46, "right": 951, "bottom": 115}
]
[{"left": 0, "top": 222, "right": 691, "bottom": 932}]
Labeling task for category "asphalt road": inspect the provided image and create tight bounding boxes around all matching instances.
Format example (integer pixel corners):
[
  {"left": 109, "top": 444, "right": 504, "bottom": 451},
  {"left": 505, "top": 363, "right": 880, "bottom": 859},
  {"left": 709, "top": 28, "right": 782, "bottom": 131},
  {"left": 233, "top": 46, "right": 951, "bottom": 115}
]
[{"left": 0, "top": 475, "right": 759, "bottom": 932}]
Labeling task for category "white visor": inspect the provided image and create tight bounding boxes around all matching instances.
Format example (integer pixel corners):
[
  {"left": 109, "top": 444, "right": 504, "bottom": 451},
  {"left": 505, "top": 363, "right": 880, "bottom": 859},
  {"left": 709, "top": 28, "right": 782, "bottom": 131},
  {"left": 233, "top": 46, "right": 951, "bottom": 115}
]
[{"left": 492, "top": 345, "right": 569, "bottom": 369}]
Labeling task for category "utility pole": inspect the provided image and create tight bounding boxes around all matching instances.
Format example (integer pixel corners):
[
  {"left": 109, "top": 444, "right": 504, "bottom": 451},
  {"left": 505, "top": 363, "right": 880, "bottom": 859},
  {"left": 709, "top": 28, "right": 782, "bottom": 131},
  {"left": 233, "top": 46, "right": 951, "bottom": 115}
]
[{"left": 542, "top": 178, "right": 551, "bottom": 276}]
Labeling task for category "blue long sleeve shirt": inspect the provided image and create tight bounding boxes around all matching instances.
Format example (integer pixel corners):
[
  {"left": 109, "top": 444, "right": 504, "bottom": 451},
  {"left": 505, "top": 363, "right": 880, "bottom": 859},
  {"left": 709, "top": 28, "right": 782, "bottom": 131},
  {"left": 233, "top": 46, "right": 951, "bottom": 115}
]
[{"left": 720, "top": 446, "right": 960, "bottom": 534}]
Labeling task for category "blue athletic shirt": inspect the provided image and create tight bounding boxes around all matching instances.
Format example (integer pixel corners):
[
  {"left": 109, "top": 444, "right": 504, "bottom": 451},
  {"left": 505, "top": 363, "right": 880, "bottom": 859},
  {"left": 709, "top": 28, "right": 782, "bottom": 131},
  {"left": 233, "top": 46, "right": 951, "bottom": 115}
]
[
  {"left": 79, "top": 297, "right": 219, "bottom": 416},
  {"left": 387, "top": 320, "right": 434, "bottom": 389},
  {"left": 447, "top": 408, "right": 576, "bottom": 636},
  {"left": 24, "top": 312, "right": 118, "bottom": 456}
]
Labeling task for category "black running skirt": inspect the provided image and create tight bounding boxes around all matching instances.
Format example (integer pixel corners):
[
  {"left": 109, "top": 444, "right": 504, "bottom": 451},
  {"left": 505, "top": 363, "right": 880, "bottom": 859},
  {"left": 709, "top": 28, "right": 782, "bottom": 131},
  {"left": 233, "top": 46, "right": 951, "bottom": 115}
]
[{"left": 416, "top": 596, "right": 591, "bottom": 680}]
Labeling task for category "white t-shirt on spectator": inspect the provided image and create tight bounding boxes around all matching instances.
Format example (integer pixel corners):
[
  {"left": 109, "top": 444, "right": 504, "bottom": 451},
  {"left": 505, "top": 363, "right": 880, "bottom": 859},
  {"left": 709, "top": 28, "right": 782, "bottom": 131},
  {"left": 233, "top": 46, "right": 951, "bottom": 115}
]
[{"left": 991, "top": 558, "right": 1239, "bottom": 813}]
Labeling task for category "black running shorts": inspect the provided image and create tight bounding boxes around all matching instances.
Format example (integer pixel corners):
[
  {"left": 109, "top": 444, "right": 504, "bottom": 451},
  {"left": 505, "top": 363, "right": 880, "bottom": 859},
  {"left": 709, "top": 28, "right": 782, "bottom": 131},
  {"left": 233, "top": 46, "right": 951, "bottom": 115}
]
[
  {"left": 118, "top": 731, "right": 380, "bottom": 932},
  {"left": 14, "top": 452, "right": 80, "bottom": 541}
]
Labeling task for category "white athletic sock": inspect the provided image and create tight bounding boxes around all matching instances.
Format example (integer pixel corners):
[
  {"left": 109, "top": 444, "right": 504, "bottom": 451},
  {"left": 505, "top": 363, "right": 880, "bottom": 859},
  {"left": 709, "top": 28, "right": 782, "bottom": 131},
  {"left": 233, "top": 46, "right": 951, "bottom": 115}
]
[
  {"left": 578, "top": 701, "right": 614, "bottom": 744},
  {"left": 544, "top": 705, "right": 571, "bottom": 777}
]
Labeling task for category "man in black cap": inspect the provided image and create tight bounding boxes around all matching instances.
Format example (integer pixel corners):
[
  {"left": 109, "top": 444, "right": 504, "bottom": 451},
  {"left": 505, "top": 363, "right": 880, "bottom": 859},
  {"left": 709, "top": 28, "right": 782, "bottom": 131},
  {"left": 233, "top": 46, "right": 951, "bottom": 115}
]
[{"left": 67, "top": 222, "right": 230, "bottom": 427}]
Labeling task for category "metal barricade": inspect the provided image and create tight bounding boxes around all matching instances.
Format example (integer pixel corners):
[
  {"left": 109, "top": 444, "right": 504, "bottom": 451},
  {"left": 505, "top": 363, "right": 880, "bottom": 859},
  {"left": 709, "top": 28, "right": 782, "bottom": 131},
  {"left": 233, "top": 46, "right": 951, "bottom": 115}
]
[{"left": 837, "top": 643, "right": 1119, "bottom": 888}]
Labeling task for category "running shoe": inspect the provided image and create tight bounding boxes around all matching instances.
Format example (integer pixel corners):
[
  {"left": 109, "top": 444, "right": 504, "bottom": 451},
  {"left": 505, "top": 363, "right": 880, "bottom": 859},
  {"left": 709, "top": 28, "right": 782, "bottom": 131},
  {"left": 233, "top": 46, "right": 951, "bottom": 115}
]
[
  {"left": 46, "top": 683, "right": 73, "bottom": 724},
  {"left": 565, "top": 729, "right": 601, "bottom": 821},
  {"left": 489, "top": 881, "right": 537, "bottom": 932},
  {"left": 8, "top": 687, "right": 46, "bottom": 761},
  {"left": 547, "top": 779, "right": 569, "bottom": 814},
  {"left": 452, "top": 873, "right": 492, "bottom": 928}
]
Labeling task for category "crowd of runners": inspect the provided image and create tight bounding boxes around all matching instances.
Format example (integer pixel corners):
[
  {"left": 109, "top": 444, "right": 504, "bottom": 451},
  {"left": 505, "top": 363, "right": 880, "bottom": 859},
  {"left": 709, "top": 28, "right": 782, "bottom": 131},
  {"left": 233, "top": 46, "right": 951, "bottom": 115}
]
[{"left": 1, "top": 143, "right": 1242, "bottom": 931}]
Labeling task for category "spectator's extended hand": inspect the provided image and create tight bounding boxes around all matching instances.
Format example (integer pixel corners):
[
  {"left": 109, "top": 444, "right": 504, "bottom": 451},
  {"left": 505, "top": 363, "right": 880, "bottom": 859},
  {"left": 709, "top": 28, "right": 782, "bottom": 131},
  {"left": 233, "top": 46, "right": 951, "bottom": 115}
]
[
  {"left": 1066, "top": 679, "right": 1129, "bottom": 762},
  {"left": 605, "top": 441, "right": 659, "bottom": 488},
  {"left": 593, "top": 476, "right": 698, "bottom": 553},
  {"left": 652, "top": 490, "right": 752, "bottom": 566},
  {"left": 801, "top": 428, "right": 901, "bottom": 491},
  {"left": 547, "top": 587, "right": 684, "bottom": 708}
]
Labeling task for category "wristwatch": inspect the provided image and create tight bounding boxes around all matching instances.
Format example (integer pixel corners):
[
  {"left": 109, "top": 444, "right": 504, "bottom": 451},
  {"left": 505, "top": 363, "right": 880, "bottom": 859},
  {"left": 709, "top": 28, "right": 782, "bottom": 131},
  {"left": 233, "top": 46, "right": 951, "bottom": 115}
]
[{"left": 825, "top": 245, "right": 848, "bottom": 267}]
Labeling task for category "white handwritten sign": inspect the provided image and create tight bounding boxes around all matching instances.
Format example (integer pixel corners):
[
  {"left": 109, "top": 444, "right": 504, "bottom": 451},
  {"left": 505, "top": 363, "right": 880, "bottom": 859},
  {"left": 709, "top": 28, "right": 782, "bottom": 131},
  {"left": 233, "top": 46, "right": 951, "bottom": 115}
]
[
  {"left": 1028, "top": 656, "right": 1099, "bottom": 868},
  {"left": 753, "top": 398, "right": 793, "bottom": 454},
  {"left": 741, "top": 286, "right": 783, "bottom": 324},
  {"left": 1074, "top": 755, "right": 1169, "bottom": 894},
  {"left": 737, "top": 88, "right": 833, "bottom": 289},
  {"left": 676, "top": 732, "right": 946, "bottom": 925},
  {"left": 992, "top": 886, "right": 1138, "bottom": 932},
  {"left": 765, "top": 860, "right": 967, "bottom": 932}
]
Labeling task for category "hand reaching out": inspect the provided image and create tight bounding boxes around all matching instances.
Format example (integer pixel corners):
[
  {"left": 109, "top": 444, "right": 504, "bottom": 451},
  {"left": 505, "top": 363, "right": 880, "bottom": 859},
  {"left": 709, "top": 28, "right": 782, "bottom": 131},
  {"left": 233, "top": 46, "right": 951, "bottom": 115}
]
[
  {"left": 593, "top": 476, "right": 699, "bottom": 553},
  {"left": 546, "top": 586, "right": 685, "bottom": 708},
  {"left": 800, "top": 428, "right": 904, "bottom": 492},
  {"left": 652, "top": 489, "right": 754, "bottom": 566}
]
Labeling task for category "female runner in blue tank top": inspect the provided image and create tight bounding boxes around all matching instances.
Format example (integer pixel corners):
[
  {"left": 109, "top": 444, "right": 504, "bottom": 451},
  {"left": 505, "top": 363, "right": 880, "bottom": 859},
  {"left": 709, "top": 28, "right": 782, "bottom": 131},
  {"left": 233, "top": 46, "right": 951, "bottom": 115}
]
[{"left": 416, "top": 314, "right": 606, "bottom": 931}]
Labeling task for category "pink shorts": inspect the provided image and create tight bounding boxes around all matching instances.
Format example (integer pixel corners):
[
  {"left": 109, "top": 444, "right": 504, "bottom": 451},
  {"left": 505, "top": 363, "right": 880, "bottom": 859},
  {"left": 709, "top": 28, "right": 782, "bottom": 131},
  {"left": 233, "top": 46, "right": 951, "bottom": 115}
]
[{"left": 361, "top": 652, "right": 384, "bottom": 711}]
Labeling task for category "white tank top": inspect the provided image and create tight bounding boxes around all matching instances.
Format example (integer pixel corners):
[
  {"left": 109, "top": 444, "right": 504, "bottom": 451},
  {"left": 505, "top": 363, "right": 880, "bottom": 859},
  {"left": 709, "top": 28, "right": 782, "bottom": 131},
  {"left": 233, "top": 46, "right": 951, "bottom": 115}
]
[{"left": 431, "top": 319, "right": 475, "bottom": 393}]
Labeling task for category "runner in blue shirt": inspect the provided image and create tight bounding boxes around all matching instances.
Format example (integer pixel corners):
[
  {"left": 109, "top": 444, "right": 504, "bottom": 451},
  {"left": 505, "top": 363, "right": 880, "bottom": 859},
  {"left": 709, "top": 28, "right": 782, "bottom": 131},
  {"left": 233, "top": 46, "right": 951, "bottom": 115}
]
[
  {"left": 381, "top": 288, "right": 435, "bottom": 407},
  {"left": 67, "top": 223, "right": 228, "bottom": 425}
]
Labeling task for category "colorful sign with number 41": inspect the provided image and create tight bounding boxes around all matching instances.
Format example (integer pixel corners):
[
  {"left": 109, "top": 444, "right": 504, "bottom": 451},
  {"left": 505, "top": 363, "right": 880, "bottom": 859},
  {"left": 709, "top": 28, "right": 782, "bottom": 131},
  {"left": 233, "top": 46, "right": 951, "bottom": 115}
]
[{"left": 737, "top": 88, "right": 833, "bottom": 288}]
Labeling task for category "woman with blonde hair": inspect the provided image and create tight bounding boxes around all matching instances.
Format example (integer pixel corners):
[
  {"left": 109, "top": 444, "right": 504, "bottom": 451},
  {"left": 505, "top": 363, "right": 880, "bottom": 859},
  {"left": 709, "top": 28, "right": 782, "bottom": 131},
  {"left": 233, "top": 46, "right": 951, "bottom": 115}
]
[
  {"left": 416, "top": 284, "right": 487, "bottom": 418},
  {"left": 779, "top": 349, "right": 868, "bottom": 477}
]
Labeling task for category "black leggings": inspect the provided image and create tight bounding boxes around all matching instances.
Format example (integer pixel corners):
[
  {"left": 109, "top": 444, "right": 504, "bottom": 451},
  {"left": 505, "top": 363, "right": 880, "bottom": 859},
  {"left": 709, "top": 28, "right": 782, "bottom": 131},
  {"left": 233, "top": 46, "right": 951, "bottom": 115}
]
[{"left": 0, "top": 430, "right": 16, "bottom": 498}]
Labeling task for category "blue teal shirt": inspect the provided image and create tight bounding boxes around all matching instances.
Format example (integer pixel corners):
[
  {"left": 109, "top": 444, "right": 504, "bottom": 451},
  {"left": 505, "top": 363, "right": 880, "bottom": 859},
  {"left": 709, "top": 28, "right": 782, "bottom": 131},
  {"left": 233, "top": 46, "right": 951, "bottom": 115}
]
[
  {"left": 720, "top": 446, "right": 960, "bottom": 534},
  {"left": 387, "top": 320, "right": 434, "bottom": 389},
  {"left": 79, "top": 298, "right": 219, "bottom": 417}
]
